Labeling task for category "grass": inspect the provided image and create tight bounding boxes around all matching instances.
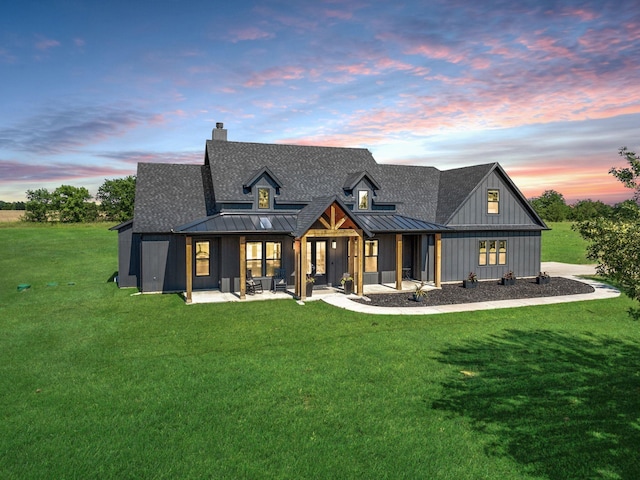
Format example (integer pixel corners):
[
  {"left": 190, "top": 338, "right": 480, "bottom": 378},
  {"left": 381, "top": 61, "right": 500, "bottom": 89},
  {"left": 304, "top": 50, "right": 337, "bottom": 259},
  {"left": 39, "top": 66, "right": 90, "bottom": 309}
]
[
  {"left": 1, "top": 223, "right": 639, "bottom": 479},
  {"left": 542, "top": 222, "right": 590, "bottom": 264}
]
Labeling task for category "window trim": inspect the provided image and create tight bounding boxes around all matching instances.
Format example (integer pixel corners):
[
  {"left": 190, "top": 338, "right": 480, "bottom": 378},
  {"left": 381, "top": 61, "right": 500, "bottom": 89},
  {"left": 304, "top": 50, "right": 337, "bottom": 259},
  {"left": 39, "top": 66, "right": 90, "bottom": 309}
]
[
  {"left": 265, "top": 241, "right": 282, "bottom": 277},
  {"left": 364, "top": 239, "right": 378, "bottom": 272},
  {"left": 246, "top": 240, "right": 282, "bottom": 277},
  {"left": 358, "top": 190, "right": 369, "bottom": 210},
  {"left": 246, "top": 241, "right": 263, "bottom": 277},
  {"left": 195, "top": 240, "right": 210, "bottom": 277},
  {"left": 487, "top": 189, "right": 500, "bottom": 215},
  {"left": 478, "top": 239, "right": 507, "bottom": 266},
  {"left": 258, "top": 187, "right": 270, "bottom": 209}
]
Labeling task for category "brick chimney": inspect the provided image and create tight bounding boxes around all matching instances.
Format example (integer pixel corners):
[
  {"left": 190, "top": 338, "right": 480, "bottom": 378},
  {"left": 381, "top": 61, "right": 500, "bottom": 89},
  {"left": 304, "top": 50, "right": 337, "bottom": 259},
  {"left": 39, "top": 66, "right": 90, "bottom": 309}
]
[{"left": 212, "top": 122, "right": 227, "bottom": 141}]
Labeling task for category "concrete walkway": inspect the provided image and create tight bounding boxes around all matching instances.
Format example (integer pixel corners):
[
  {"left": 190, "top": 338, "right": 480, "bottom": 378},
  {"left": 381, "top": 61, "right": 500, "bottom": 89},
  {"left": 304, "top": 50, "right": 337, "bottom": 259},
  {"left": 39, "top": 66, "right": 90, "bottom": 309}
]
[{"left": 321, "top": 262, "right": 620, "bottom": 316}]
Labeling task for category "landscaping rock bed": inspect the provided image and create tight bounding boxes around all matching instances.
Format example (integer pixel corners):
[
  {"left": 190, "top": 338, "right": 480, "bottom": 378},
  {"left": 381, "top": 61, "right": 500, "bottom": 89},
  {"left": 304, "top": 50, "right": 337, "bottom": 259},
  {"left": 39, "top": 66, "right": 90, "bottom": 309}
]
[{"left": 352, "top": 277, "right": 595, "bottom": 308}]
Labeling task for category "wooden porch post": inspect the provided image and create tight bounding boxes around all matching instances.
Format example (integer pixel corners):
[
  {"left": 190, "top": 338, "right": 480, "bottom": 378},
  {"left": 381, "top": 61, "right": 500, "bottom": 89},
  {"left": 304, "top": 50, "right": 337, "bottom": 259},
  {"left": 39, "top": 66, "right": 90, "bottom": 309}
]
[
  {"left": 185, "top": 236, "right": 193, "bottom": 304},
  {"left": 435, "top": 233, "right": 442, "bottom": 287},
  {"left": 300, "top": 236, "right": 308, "bottom": 300},
  {"left": 395, "top": 233, "right": 403, "bottom": 290},
  {"left": 348, "top": 237, "right": 356, "bottom": 283},
  {"left": 239, "top": 236, "right": 246, "bottom": 299},
  {"left": 356, "top": 232, "right": 364, "bottom": 296},
  {"left": 293, "top": 239, "right": 301, "bottom": 297}
]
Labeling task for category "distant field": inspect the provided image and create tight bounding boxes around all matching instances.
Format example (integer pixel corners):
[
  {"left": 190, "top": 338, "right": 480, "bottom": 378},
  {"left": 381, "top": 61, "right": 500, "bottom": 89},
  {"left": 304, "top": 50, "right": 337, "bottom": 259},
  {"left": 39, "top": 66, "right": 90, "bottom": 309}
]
[{"left": 0, "top": 211, "right": 23, "bottom": 222}]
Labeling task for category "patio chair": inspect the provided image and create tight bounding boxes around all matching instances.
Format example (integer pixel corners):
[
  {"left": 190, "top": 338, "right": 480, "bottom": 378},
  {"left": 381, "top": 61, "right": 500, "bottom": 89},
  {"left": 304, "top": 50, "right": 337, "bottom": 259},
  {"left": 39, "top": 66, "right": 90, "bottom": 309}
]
[
  {"left": 246, "top": 270, "right": 263, "bottom": 294},
  {"left": 272, "top": 268, "right": 287, "bottom": 293}
]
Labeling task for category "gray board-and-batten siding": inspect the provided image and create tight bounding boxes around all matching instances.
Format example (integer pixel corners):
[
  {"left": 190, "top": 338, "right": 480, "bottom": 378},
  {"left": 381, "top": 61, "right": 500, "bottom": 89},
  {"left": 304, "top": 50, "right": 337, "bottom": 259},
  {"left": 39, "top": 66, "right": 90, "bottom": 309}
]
[{"left": 440, "top": 230, "right": 541, "bottom": 282}]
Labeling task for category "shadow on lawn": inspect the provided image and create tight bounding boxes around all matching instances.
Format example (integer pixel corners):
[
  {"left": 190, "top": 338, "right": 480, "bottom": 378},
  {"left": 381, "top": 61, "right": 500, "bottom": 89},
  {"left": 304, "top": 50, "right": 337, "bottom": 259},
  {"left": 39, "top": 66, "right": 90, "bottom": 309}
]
[{"left": 433, "top": 330, "right": 640, "bottom": 480}]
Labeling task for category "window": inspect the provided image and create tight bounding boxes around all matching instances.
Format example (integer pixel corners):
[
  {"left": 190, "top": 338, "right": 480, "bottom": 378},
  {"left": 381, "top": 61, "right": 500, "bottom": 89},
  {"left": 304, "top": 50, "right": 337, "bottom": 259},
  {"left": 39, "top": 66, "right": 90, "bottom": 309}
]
[
  {"left": 498, "top": 240, "right": 507, "bottom": 265},
  {"left": 364, "top": 239, "right": 378, "bottom": 272},
  {"left": 488, "top": 240, "right": 497, "bottom": 265},
  {"left": 265, "top": 241, "right": 282, "bottom": 277},
  {"left": 479, "top": 240, "right": 487, "bottom": 266},
  {"left": 195, "top": 241, "right": 210, "bottom": 276},
  {"left": 246, "top": 240, "right": 282, "bottom": 277},
  {"left": 478, "top": 239, "right": 507, "bottom": 266},
  {"left": 246, "top": 241, "right": 262, "bottom": 276},
  {"left": 258, "top": 188, "right": 270, "bottom": 209},
  {"left": 358, "top": 190, "right": 368, "bottom": 210},
  {"left": 488, "top": 189, "right": 499, "bottom": 214}
]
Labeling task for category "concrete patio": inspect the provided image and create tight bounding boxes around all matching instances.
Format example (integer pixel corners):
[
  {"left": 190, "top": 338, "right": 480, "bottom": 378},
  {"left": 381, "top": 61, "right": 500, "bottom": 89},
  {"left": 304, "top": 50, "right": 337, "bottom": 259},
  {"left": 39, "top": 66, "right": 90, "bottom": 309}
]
[{"left": 185, "top": 279, "right": 432, "bottom": 304}]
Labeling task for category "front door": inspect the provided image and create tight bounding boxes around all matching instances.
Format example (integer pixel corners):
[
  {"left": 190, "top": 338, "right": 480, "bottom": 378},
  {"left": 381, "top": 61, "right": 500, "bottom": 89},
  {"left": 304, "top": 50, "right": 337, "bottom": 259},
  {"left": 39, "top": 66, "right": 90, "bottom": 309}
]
[{"left": 307, "top": 240, "right": 327, "bottom": 285}]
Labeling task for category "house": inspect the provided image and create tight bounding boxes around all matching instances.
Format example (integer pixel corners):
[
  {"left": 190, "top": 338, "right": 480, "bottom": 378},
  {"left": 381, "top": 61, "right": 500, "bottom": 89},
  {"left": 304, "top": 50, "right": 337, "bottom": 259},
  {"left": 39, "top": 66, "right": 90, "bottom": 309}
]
[{"left": 112, "top": 123, "right": 547, "bottom": 302}]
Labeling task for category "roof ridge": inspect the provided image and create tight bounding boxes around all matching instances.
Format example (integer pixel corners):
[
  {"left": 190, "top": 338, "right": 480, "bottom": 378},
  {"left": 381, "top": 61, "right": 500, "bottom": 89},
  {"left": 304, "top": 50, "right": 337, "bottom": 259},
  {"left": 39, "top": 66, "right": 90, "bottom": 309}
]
[{"left": 207, "top": 139, "right": 371, "bottom": 152}]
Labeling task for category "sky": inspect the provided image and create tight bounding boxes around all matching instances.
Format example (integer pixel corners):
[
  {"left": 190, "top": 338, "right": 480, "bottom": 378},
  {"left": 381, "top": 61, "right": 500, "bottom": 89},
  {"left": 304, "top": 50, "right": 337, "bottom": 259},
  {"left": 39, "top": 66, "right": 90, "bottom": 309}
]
[{"left": 1, "top": 0, "right": 639, "bottom": 204}]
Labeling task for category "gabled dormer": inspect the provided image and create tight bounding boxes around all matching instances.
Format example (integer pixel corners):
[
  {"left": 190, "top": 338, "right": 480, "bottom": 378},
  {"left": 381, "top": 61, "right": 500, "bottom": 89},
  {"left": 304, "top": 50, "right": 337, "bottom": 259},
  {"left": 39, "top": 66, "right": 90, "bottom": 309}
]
[
  {"left": 343, "top": 171, "right": 381, "bottom": 212},
  {"left": 342, "top": 170, "right": 396, "bottom": 212},
  {"left": 243, "top": 166, "right": 284, "bottom": 211}
]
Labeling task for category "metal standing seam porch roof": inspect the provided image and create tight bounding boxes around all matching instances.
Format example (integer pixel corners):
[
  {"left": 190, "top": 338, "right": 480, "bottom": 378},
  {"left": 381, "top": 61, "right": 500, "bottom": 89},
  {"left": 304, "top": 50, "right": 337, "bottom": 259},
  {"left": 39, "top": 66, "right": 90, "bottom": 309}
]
[{"left": 173, "top": 211, "right": 449, "bottom": 236}]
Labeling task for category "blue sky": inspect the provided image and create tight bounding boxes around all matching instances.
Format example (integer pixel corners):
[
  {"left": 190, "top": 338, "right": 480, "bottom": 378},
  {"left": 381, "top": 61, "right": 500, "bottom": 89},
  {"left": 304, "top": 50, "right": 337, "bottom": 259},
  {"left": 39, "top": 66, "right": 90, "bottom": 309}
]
[{"left": 1, "top": 0, "right": 639, "bottom": 203}]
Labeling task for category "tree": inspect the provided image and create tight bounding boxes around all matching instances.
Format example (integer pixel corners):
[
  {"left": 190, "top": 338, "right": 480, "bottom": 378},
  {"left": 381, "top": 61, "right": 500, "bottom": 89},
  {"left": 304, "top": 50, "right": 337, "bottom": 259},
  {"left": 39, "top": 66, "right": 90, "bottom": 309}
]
[
  {"left": 51, "top": 185, "right": 94, "bottom": 223},
  {"left": 24, "top": 188, "right": 52, "bottom": 222},
  {"left": 96, "top": 176, "right": 136, "bottom": 222},
  {"left": 610, "top": 147, "right": 640, "bottom": 201},
  {"left": 530, "top": 190, "right": 571, "bottom": 222},
  {"left": 575, "top": 148, "right": 640, "bottom": 318},
  {"left": 569, "top": 199, "right": 612, "bottom": 222},
  {"left": 612, "top": 199, "right": 640, "bottom": 221}
]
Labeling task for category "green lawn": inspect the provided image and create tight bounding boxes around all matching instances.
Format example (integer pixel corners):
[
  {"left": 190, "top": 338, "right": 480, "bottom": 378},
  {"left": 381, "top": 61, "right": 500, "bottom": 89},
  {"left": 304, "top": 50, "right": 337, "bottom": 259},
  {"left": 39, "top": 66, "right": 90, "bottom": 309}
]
[
  {"left": 1, "top": 223, "right": 638, "bottom": 479},
  {"left": 542, "top": 222, "right": 590, "bottom": 264}
]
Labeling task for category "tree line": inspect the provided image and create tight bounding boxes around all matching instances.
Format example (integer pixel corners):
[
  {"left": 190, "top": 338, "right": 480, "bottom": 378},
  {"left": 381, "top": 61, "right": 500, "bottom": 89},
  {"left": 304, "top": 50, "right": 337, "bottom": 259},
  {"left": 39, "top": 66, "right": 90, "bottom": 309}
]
[
  {"left": 528, "top": 190, "right": 639, "bottom": 222},
  {"left": 13, "top": 175, "right": 136, "bottom": 223},
  {"left": 0, "top": 200, "right": 25, "bottom": 210}
]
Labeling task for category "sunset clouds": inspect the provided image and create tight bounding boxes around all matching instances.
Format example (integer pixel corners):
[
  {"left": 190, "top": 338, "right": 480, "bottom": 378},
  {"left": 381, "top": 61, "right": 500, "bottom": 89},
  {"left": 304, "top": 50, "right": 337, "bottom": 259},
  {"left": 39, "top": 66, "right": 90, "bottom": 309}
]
[{"left": 1, "top": 0, "right": 639, "bottom": 203}]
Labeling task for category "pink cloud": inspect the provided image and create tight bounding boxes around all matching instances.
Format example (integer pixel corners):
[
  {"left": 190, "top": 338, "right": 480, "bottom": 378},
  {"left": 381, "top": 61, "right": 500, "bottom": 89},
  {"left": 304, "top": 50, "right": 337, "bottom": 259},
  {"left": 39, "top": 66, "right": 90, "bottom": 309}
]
[
  {"left": 74, "top": 38, "right": 85, "bottom": 47},
  {"left": 521, "top": 35, "right": 578, "bottom": 61},
  {"left": 243, "top": 65, "right": 306, "bottom": 87},
  {"left": 406, "top": 43, "right": 466, "bottom": 64},
  {"left": 562, "top": 7, "right": 600, "bottom": 22},
  {"left": 229, "top": 27, "right": 275, "bottom": 42},
  {"left": 324, "top": 9, "right": 352, "bottom": 20},
  {"left": 35, "top": 36, "right": 60, "bottom": 50},
  {"left": 509, "top": 161, "right": 632, "bottom": 204},
  {"left": 0, "top": 159, "right": 134, "bottom": 184},
  {"left": 96, "top": 150, "right": 202, "bottom": 165}
]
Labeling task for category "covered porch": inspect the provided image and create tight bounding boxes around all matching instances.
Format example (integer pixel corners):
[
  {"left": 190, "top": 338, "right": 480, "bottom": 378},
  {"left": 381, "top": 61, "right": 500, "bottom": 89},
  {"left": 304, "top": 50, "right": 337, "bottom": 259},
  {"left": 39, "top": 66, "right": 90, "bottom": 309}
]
[
  {"left": 176, "top": 197, "right": 446, "bottom": 304},
  {"left": 184, "top": 278, "right": 437, "bottom": 304}
]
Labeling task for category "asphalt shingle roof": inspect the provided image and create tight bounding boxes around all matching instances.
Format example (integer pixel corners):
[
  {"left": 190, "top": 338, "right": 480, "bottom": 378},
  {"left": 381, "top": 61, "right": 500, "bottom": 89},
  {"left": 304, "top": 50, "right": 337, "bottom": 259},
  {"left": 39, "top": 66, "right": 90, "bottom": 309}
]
[
  {"left": 132, "top": 138, "right": 544, "bottom": 234},
  {"left": 205, "top": 140, "right": 378, "bottom": 204},
  {"left": 133, "top": 163, "right": 212, "bottom": 233},
  {"left": 435, "top": 163, "right": 495, "bottom": 224}
]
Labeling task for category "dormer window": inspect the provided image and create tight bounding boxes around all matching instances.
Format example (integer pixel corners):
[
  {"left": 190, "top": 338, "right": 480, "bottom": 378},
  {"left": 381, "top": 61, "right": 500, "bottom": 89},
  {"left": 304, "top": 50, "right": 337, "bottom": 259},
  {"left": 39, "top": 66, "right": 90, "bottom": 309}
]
[
  {"left": 358, "top": 190, "right": 369, "bottom": 210},
  {"left": 258, "top": 188, "right": 270, "bottom": 209}
]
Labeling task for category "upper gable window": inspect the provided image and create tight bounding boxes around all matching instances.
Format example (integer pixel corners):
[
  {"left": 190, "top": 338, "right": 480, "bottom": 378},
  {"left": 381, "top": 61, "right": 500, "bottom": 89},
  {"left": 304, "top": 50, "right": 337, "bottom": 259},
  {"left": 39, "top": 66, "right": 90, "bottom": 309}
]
[
  {"left": 358, "top": 190, "right": 369, "bottom": 210},
  {"left": 487, "top": 189, "right": 500, "bottom": 214},
  {"left": 258, "top": 188, "right": 270, "bottom": 209}
]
